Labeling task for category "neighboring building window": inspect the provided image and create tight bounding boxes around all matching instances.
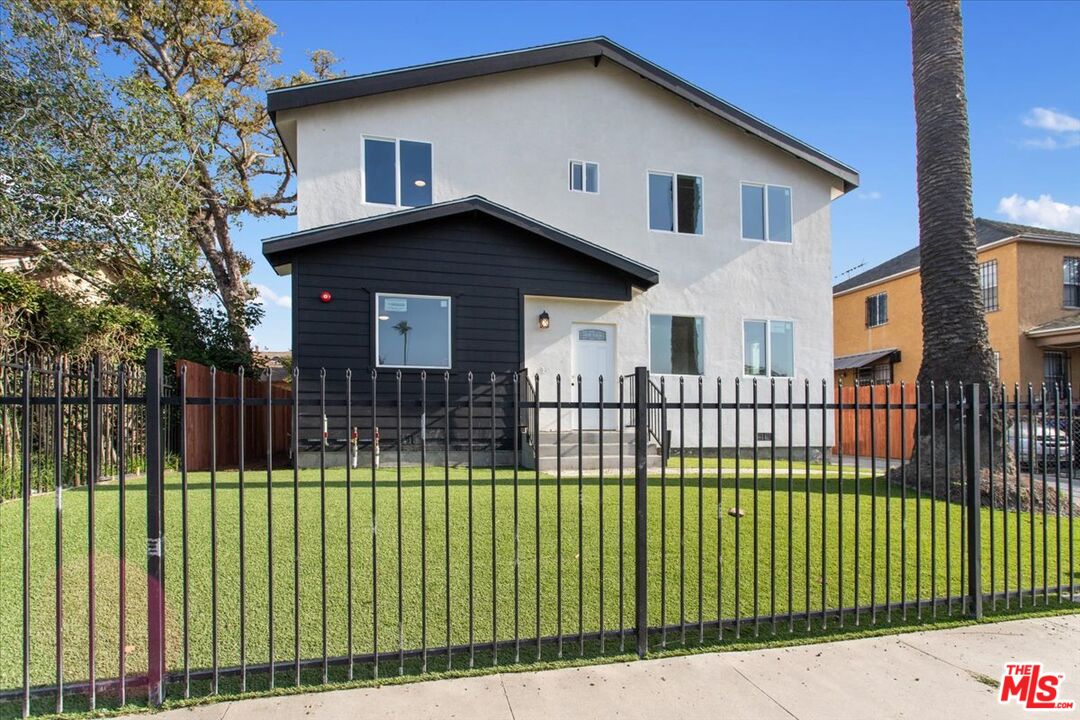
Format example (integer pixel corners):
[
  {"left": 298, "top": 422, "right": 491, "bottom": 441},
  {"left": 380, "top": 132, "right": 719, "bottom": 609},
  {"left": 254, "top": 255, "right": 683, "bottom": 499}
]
[
  {"left": 1044, "top": 351, "right": 1067, "bottom": 390},
  {"left": 993, "top": 350, "right": 1001, "bottom": 379},
  {"left": 979, "top": 260, "right": 998, "bottom": 311},
  {"left": 570, "top": 161, "right": 598, "bottom": 193},
  {"left": 648, "top": 172, "right": 703, "bottom": 234},
  {"left": 375, "top": 293, "right": 451, "bottom": 369},
  {"left": 363, "top": 137, "right": 433, "bottom": 207},
  {"left": 1065, "top": 257, "right": 1080, "bottom": 307},
  {"left": 743, "top": 319, "right": 795, "bottom": 377},
  {"left": 865, "top": 292, "right": 888, "bottom": 327},
  {"left": 741, "top": 183, "right": 792, "bottom": 242},
  {"left": 856, "top": 364, "right": 891, "bottom": 384},
  {"left": 649, "top": 315, "right": 704, "bottom": 375}
]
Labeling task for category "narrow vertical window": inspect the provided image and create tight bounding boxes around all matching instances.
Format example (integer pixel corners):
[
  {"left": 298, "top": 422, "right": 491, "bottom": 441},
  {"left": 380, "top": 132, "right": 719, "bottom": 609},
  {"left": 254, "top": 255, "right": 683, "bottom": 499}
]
[
  {"left": 767, "top": 185, "right": 792, "bottom": 242},
  {"left": 866, "top": 292, "right": 888, "bottom": 327},
  {"left": 1065, "top": 257, "right": 1080, "bottom": 307},
  {"left": 363, "top": 138, "right": 397, "bottom": 205},
  {"left": 769, "top": 320, "right": 794, "bottom": 377},
  {"left": 399, "top": 140, "right": 432, "bottom": 207},
  {"left": 743, "top": 320, "right": 767, "bottom": 376},
  {"left": 648, "top": 173, "right": 674, "bottom": 231},
  {"left": 585, "top": 162, "right": 598, "bottom": 193},
  {"left": 979, "top": 259, "right": 998, "bottom": 311},
  {"left": 676, "top": 174, "right": 703, "bottom": 234},
  {"left": 741, "top": 184, "right": 765, "bottom": 241}
]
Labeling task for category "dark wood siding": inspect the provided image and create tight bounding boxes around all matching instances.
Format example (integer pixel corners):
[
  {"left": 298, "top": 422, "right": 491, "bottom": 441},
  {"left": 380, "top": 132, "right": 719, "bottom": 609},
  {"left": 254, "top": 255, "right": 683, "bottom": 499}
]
[{"left": 286, "top": 210, "right": 634, "bottom": 450}]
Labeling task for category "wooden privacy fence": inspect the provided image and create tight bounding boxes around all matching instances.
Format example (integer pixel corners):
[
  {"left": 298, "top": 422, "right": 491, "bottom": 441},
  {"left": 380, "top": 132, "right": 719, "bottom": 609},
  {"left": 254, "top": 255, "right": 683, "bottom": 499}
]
[
  {"left": 834, "top": 383, "right": 916, "bottom": 460},
  {"left": 177, "top": 360, "right": 292, "bottom": 471}
]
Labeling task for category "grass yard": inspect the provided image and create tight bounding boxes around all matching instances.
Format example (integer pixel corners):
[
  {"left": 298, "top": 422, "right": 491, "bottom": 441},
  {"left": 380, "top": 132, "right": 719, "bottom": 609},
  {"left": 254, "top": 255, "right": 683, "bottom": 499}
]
[
  {"left": 666, "top": 455, "right": 875, "bottom": 475},
  {"left": 0, "top": 464, "right": 1077, "bottom": 714}
]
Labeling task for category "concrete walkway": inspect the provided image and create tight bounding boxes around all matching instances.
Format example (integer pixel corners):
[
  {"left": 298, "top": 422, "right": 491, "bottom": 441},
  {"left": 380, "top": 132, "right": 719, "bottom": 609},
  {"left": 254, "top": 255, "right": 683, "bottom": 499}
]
[{"left": 132, "top": 614, "right": 1080, "bottom": 720}]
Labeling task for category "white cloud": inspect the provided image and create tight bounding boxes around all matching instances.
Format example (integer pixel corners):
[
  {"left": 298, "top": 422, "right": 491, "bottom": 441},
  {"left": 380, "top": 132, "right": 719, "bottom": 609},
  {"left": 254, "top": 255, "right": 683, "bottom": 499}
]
[
  {"left": 254, "top": 283, "right": 292, "bottom": 309},
  {"left": 856, "top": 190, "right": 882, "bottom": 201},
  {"left": 1021, "top": 107, "right": 1080, "bottom": 150},
  {"left": 997, "top": 194, "right": 1080, "bottom": 233},
  {"left": 1023, "top": 107, "right": 1080, "bottom": 133}
]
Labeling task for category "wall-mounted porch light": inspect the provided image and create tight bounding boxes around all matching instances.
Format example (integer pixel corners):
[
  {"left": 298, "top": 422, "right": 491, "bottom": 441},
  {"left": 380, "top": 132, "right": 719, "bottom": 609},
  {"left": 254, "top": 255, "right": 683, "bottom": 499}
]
[{"left": 538, "top": 311, "right": 550, "bottom": 329}]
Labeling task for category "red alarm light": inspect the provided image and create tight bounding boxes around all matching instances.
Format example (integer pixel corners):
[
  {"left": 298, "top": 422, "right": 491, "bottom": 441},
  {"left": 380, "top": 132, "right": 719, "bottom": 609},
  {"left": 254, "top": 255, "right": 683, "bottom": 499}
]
[{"left": 319, "top": 290, "right": 332, "bottom": 303}]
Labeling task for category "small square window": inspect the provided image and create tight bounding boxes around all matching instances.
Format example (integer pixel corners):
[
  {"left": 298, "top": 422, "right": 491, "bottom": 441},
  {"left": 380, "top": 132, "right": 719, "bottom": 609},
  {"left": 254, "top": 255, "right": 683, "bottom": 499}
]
[
  {"left": 649, "top": 314, "right": 704, "bottom": 375},
  {"left": 363, "top": 137, "right": 433, "bottom": 207},
  {"left": 570, "top": 161, "right": 599, "bottom": 193}
]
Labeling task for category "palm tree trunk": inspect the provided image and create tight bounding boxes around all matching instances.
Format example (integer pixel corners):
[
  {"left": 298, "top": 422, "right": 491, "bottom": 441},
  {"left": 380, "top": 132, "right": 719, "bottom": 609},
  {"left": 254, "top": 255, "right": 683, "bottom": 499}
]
[{"left": 909, "top": 0, "right": 995, "bottom": 385}]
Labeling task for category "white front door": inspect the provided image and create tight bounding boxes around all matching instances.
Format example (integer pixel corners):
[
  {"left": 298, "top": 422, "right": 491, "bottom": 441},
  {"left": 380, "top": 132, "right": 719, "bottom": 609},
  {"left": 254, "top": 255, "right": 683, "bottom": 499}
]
[{"left": 572, "top": 323, "right": 616, "bottom": 430}]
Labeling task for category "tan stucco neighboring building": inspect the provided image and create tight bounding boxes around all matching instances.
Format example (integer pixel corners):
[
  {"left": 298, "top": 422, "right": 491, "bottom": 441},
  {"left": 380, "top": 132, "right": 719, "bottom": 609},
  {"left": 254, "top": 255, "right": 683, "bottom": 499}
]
[{"left": 833, "top": 219, "right": 1080, "bottom": 389}]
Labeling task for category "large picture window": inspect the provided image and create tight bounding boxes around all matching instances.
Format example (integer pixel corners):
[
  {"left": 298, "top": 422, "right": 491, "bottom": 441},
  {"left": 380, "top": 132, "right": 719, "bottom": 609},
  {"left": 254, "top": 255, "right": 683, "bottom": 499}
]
[
  {"left": 363, "top": 137, "right": 433, "bottom": 207},
  {"left": 648, "top": 172, "right": 703, "bottom": 234},
  {"left": 649, "top": 315, "right": 704, "bottom": 375},
  {"left": 743, "top": 319, "right": 795, "bottom": 377},
  {"left": 375, "top": 293, "right": 451, "bottom": 369}
]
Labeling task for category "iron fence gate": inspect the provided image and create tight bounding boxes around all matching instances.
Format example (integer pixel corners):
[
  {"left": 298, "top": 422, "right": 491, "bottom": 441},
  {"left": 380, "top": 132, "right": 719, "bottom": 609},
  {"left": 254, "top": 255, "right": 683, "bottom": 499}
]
[{"left": 0, "top": 350, "right": 1076, "bottom": 716}]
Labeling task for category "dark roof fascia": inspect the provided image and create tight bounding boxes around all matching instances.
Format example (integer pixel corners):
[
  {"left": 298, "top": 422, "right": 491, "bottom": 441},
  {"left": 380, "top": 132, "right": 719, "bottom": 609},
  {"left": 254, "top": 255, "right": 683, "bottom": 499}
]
[
  {"left": 261, "top": 196, "right": 660, "bottom": 288},
  {"left": 267, "top": 37, "right": 858, "bottom": 192}
]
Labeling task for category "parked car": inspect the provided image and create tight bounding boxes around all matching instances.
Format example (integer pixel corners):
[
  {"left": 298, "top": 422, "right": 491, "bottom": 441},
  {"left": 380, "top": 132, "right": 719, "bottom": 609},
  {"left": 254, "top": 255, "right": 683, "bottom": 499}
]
[{"left": 1006, "top": 422, "right": 1073, "bottom": 468}]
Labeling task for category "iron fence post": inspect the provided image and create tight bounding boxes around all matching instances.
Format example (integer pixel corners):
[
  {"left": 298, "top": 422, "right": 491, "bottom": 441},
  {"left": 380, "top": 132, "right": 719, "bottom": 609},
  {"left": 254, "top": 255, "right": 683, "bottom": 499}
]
[
  {"left": 964, "top": 383, "right": 983, "bottom": 619},
  {"left": 146, "top": 348, "right": 166, "bottom": 705},
  {"left": 634, "top": 366, "right": 649, "bottom": 657}
]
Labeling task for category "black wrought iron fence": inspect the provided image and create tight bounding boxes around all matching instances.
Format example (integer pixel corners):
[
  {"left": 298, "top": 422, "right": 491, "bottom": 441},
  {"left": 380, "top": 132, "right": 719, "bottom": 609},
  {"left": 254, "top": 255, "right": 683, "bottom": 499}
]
[{"left": 0, "top": 350, "right": 1076, "bottom": 718}]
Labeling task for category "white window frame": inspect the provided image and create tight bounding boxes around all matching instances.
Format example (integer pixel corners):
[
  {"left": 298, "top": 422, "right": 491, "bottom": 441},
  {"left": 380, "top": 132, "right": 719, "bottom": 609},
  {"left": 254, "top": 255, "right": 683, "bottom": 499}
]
[
  {"left": 569, "top": 160, "right": 599, "bottom": 194},
  {"left": 647, "top": 170, "right": 704, "bottom": 235},
  {"left": 740, "top": 182, "right": 793, "bottom": 243},
  {"left": 646, "top": 313, "right": 706, "bottom": 376},
  {"left": 374, "top": 292, "right": 452, "bottom": 370},
  {"left": 742, "top": 318, "right": 796, "bottom": 379},
  {"left": 361, "top": 136, "right": 434, "bottom": 208}
]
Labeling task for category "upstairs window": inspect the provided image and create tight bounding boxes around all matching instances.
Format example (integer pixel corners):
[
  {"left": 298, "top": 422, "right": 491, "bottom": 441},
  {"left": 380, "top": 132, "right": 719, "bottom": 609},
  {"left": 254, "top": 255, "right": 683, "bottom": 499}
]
[
  {"left": 741, "top": 183, "right": 792, "bottom": 242},
  {"left": 1065, "top": 257, "right": 1080, "bottom": 308},
  {"left": 865, "top": 292, "right": 888, "bottom": 328},
  {"left": 570, "top": 161, "right": 598, "bottom": 193},
  {"left": 649, "top": 315, "right": 704, "bottom": 375},
  {"left": 979, "top": 260, "right": 998, "bottom": 312},
  {"left": 743, "top": 319, "right": 794, "bottom": 378},
  {"left": 648, "top": 172, "right": 703, "bottom": 234},
  {"left": 363, "top": 137, "right": 433, "bottom": 207}
]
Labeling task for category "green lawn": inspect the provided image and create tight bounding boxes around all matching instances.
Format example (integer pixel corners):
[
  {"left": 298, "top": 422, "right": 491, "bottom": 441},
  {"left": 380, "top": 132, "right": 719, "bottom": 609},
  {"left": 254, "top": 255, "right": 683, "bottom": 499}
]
[
  {"left": 666, "top": 455, "right": 875, "bottom": 476},
  {"left": 0, "top": 465, "right": 1076, "bottom": 714}
]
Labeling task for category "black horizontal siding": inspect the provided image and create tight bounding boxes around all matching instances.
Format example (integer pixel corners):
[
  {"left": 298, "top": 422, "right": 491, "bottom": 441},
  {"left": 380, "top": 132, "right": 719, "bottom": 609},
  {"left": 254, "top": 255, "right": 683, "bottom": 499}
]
[{"left": 288, "top": 210, "right": 633, "bottom": 448}]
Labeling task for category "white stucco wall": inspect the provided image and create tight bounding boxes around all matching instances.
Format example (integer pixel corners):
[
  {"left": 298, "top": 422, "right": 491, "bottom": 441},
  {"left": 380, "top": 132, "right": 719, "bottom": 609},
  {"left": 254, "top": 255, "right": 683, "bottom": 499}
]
[{"left": 281, "top": 59, "right": 842, "bottom": 446}]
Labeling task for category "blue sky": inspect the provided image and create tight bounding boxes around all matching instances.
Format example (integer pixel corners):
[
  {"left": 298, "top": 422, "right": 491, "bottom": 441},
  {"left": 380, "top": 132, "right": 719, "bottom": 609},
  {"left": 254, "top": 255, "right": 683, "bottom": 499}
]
[{"left": 244, "top": 0, "right": 1080, "bottom": 349}]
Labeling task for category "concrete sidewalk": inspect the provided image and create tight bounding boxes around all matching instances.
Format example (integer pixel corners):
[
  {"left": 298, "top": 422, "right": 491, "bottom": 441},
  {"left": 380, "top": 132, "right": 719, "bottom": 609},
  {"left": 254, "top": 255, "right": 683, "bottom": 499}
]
[{"left": 133, "top": 614, "right": 1080, "bottom": 720}]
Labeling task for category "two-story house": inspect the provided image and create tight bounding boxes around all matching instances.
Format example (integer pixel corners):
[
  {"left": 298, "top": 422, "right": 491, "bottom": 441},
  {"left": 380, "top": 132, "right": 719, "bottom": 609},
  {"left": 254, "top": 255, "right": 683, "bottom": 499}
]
[
  {"left": 833, "top": 218, "right": 1080, "bottom": 390},
  {"left": 261, "top": 38, "right": 858, "bottom": 458}
]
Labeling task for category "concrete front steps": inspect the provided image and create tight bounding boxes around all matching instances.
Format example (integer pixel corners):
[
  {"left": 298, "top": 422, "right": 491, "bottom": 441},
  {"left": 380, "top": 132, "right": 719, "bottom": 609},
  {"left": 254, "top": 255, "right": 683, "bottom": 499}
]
[{"left": 534, "top": 429, "right": 662, "bottom": 473}]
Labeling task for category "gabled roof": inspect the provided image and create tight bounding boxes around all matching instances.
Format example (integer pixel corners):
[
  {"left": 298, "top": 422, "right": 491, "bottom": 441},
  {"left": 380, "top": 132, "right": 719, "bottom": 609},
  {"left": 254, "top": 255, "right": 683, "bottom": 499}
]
[
  {"left": 261, "top": 195, "right": 660, "bottom": 288},
  {"left": 267, "top": 37, "right": 858, "bottom": 192},
  {"left": 833, "top": 218, "right": 1080, "bottom": 295}
]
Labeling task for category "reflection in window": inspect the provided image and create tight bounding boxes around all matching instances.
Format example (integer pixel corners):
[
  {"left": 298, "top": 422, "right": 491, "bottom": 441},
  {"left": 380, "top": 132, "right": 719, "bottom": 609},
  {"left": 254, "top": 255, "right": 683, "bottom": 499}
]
[
  {"left": 363, "top": 137, "right": 433, "bottom": 207},
  {"left": 744, "top": 319, "right": 795, "bottom": 377},
  {"left": 649, "top": 172, "right": 702, "bottom": 234},
  {"left": 650, "top": 315, "right": 704, "bottom": 375},
  {"left": 376, "top": 293, "right": 451, "bottom": 369},
  {"left": 648, "top": 173, "right": 674, "bottom": 231}
]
